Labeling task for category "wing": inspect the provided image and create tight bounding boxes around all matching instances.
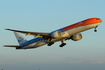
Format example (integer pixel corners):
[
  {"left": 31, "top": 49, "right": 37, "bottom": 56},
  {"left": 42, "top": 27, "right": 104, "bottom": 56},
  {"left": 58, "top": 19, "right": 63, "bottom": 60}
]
[
  {"left": 4, "top": 45, "right": 21, "bottom": 47},
  {"left": 5, "top": 29, "right": 50, "bottom": 37}
]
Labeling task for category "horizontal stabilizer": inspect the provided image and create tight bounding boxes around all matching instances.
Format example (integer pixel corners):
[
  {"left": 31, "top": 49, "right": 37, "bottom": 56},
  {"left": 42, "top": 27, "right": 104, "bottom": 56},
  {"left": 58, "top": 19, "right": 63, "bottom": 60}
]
[{"left": 4, "top": 45, "right": 22, "bottom": 47}]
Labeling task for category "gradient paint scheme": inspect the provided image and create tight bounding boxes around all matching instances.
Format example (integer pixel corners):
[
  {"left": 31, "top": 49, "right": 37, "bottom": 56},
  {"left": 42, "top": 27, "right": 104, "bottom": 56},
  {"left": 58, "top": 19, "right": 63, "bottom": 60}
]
[
  {"left": 20, "top": 18, "right": 102, "bottom": 49},
  {"left": 61, "top": 18, "right": 102, "bottom": 31},
  {"left": 4, "top": 18, "right": 102, "bottom": 49}
]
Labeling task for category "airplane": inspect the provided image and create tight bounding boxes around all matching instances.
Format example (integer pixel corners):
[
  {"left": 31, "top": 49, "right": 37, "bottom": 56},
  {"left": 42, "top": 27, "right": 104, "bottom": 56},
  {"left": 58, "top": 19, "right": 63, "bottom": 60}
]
[{"left": 4, "top": 18, "right": 102, "bottom": 49}]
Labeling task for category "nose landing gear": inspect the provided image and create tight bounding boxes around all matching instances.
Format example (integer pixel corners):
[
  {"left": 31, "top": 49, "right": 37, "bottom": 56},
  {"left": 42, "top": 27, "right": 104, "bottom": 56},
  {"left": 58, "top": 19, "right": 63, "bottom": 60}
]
[
  {"left": 94, "top": 26, "right": 98, "bottom": 32},
  {"left": 94, "top": 30, "right": 97, "bottom": 32}
]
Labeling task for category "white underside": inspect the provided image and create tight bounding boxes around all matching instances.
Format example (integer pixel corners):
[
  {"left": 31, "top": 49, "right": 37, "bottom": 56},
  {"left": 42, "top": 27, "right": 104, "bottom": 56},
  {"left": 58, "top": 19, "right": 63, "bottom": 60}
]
[
  {"left": 22, "top": 23, "right": 101, "bottom": 49},
  {"left": 67, "top": 23, "right": 100, "bottom": 35}
]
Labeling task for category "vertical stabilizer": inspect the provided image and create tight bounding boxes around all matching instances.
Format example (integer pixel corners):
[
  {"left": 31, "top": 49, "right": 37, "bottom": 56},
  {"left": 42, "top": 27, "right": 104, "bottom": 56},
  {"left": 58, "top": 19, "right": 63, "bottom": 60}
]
[{"left": 14, "top": 32, "right": 27, "bottom": 45}]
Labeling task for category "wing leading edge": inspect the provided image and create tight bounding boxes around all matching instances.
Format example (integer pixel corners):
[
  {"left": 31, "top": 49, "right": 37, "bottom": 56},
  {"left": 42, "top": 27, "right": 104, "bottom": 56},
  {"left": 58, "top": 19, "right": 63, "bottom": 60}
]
[{"left": 5, "top": 29, "right": 50, "bottom": 37}]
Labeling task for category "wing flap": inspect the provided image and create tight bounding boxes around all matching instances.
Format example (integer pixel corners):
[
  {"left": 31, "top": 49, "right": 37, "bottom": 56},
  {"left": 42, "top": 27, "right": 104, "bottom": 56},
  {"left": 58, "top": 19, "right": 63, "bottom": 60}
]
[
  {"left": 4, "top": 45, "right": 22, "bottom": 47},
  {"left": 5, "top": 29, "right": 50, "bottom": 37}
]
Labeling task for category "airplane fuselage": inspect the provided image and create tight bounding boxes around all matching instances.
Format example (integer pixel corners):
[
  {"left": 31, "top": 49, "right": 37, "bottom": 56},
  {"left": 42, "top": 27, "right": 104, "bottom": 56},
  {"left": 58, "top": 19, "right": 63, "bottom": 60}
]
[{"left": 17, "top": 18, "right": 102, "bottom": 49}]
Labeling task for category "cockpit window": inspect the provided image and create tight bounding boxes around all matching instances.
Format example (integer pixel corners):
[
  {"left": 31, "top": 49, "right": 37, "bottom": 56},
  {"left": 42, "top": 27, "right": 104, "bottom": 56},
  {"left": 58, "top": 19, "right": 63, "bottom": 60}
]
[{"left": 96, "top": 18, "right": 100, "bottom": 20}]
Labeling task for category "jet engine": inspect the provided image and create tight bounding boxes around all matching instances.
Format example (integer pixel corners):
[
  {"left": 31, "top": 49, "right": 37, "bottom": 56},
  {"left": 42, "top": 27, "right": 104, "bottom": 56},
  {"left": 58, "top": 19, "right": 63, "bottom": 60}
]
[
  {"left": 71, "top": 33, "right": 82, "bottom": 41},
  {"left": 51, "top": 31, "right": 62, "bottom": 38}
]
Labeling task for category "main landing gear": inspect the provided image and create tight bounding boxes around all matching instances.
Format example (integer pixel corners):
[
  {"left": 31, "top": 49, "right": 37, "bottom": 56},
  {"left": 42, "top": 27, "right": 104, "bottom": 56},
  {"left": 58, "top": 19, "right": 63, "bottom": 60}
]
[
  {"left": 94, "top": 26, "right": 98, "bottom": 32},
  {"left": 47, "top": 39, "right": 67, "bottom": 47},
  {"left": 60, "top": 43, "right": 66, "bottom": 47},
  {"left": 47, "top": 42, "right": 54, "bottom": 46},
  {"left": 59, "top": 40, "right": 66, "bottom": 47}
]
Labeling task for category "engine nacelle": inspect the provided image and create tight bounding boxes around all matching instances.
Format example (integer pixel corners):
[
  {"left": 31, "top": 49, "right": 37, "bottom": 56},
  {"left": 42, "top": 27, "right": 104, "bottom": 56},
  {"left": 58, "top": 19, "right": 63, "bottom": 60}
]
[
  {"left": 71, "top": 33, "right": 82, "bottom": 41},
  {"left": 51, "top": 31, "right": 62, "bottom": 38}
]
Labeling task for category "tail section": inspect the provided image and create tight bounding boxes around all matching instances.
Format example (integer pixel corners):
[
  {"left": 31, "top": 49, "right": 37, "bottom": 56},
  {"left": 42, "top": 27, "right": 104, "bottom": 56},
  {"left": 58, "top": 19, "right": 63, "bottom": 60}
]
[{"left": 14, "top": 32, "right": 27, "bottom": 45}]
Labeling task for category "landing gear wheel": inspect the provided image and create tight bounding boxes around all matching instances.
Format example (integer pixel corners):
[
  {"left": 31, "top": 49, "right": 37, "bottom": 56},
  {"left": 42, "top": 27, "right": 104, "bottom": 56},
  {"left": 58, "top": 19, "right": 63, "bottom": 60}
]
[
  {"left": 94, "top": 26, "right": 98, "bottom": 32},
  {"left": 94, "top": 30, "right": 97, "bottom": 32},
  {"left": 47, "top": 42, "right": 54, "bottom": 46},
  {"left": 59, "top": 43, "right": 66, "bottom": 47}
]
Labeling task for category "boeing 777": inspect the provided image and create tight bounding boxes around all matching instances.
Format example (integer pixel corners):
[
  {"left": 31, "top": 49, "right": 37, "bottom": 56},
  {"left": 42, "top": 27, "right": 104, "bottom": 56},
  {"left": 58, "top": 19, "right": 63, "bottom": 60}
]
[{"left": 4, "top": 18, "right": 102, "bottom": 49}]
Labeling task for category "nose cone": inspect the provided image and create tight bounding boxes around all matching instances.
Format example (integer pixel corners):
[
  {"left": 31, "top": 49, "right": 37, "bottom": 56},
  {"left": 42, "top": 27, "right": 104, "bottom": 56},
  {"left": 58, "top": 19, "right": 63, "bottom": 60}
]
[
  {"left": 100, "top": 19, "right": 102, "bottom": 22},
  {"left": 96, "top": 18, "right": 102, "bottom": 23}
]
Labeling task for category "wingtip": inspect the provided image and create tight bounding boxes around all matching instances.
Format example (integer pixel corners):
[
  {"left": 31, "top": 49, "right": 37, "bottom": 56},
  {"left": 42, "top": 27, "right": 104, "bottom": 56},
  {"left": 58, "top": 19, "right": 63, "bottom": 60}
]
[
  {"left": 5, "top": 29, "right": 13, "bottom": 31},
  {"left": 3, "top": 45, "right": 8, "bottom": 47},
  {"left": 5, "top": 28, "right": 10, "bottom": 30}
]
